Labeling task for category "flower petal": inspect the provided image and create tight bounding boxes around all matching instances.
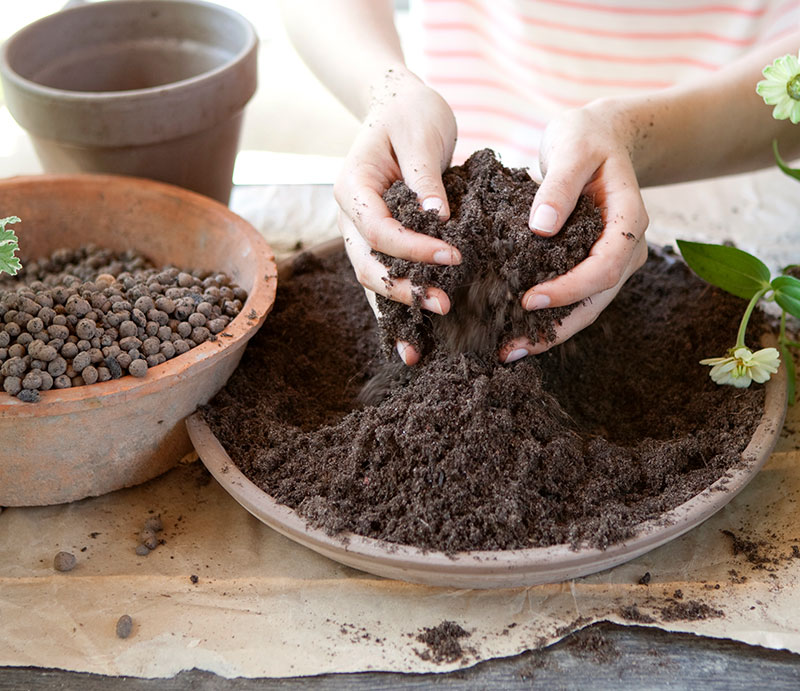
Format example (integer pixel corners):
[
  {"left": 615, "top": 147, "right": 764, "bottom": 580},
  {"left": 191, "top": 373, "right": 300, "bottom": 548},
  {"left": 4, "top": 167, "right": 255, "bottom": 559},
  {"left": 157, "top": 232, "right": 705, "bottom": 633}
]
[
  {"left": 699, "top": 356, "right": 729, "bottom": 365},
  {"left": 730, "top": 373, "right": 753, "bottom": 388}
]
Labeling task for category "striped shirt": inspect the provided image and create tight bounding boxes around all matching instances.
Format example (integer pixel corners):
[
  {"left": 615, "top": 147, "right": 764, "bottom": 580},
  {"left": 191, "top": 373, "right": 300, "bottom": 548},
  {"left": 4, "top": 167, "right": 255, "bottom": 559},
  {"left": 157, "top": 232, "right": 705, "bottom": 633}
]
[{"left": 409, "top": 0, "right": 800, "bottom": 169}]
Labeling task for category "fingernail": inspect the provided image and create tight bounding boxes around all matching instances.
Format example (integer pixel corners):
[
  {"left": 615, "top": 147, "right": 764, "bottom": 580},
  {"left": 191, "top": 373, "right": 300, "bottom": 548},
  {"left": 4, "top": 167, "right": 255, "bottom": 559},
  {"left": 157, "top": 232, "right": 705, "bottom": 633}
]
[
  {"left": 422, "top": 197, "right": 444, "bottom": 213},
  {"left": 396, "top": 341, "right": 410, "bottom": 365},
  {"left": 525, "top": 294, "right": 551, "bottom": 311},
  {"left": 420, "top": 295, "right": 444, "bottom": 314},
  {"left": 530, "top": 204, "right": 558, "bottom": 234},
  {"left": 433, "top": 248, "right": 461, "bottom": 265},
  {"left": 504, "top": 348, "right": 530, "bottom": 364}
]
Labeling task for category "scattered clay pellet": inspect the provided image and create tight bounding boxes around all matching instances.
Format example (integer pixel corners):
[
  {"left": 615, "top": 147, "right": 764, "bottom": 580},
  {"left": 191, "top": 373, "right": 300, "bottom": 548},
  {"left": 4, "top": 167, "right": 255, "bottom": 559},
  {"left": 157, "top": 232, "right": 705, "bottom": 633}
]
[
  {"left": 0, "top": 246, "right": 248, "bottom": 401},
  {"left": 115, "top": 614, "right": 133, "bottom": 639},
  {"left": 144, "top": 515, "right": 163, "bottom": 532},
  {"left": 53, "top": 551, "right": 76, "bottom": 572},
  {"left": 134, "top": 513, "right": 165, "bottom": 554}
]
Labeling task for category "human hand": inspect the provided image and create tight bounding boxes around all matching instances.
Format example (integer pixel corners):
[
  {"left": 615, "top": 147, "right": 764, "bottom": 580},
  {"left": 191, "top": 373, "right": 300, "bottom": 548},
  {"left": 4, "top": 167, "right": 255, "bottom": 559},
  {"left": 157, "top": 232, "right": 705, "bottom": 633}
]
[
  {"left": 500, "top": 100, "right": 650, "bottom": 364},
  {"left": 335, "top": 68, "right": 462, "bottom": 365}
]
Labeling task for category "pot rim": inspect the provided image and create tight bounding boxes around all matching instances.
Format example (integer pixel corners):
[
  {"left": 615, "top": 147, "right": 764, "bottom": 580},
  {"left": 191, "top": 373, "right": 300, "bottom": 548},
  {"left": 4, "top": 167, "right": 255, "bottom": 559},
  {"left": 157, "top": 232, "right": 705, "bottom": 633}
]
[
  {"left": 0, "top": 173, "right": 277, "bottom": 418},
  {"left": 0, "top": 0, "right": 258, "bottom": 146},
  {"left": 1, "top": 0, "right": 258, "bottom": 100}
]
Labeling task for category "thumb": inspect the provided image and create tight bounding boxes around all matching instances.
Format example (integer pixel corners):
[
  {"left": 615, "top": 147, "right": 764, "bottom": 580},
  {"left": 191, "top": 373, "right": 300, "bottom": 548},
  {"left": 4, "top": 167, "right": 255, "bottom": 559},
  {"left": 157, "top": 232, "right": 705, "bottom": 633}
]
[
  {"left": 394, "top": 141, "right": 452, "bottom": 221},
  {"left": 529, "top": 151, "right": 589, "bottom": 238}
]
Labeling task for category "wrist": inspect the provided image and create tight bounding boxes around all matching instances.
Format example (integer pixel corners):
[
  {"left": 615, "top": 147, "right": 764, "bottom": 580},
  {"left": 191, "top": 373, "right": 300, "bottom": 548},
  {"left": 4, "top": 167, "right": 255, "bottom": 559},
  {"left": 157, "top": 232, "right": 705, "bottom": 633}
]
[{"left": 356, "top": 63, "right": 416, "bottom": 122}]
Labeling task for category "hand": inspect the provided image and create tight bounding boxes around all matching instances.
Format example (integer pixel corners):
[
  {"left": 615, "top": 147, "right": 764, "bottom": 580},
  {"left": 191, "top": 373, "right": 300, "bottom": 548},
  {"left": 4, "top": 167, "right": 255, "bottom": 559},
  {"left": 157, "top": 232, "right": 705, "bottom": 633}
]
[
  {"left": 335, "top": 68, "right": 462, "bottom": 365},
  {"left": 499, "top": 100, "right": 649, "bottom": 363}
]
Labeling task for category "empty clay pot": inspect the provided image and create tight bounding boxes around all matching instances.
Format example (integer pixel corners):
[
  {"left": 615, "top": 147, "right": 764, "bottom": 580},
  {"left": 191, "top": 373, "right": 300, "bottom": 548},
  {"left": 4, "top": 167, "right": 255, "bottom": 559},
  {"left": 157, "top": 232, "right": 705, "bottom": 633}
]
[
  {"left": 0, "top": 174, "right": 277, "bottom": 507},
  {"left": 0, "top": 0, "right": 258, "bottom": 204}
]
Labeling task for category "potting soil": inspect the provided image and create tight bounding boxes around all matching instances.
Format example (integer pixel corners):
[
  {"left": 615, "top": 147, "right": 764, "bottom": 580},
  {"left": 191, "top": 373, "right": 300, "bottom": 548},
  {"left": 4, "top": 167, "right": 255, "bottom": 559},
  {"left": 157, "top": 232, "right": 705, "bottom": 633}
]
[{"left": 203, "top": 150, "right": 765, "bottom": 553}]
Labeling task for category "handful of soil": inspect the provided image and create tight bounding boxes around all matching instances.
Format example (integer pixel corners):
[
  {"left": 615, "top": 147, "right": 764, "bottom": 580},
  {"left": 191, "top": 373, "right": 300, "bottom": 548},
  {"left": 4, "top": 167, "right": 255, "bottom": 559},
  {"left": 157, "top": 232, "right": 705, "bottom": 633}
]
[{"left": 375, "top": 149, "right": 603, "bottom": 357}]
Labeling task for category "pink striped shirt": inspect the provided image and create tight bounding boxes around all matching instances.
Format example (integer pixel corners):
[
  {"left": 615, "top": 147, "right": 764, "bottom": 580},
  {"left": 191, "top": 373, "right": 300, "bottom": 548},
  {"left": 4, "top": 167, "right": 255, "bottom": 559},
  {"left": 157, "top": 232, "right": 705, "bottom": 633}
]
[{"left": 410, "top": 0, "right": 800, "bottom": 168}]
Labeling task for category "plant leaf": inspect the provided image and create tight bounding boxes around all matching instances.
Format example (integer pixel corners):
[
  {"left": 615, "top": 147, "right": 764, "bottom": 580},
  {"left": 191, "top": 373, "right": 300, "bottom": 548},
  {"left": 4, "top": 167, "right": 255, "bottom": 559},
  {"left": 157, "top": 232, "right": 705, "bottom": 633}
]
[
  {"left": 780, "top": 342, "right": 796, "bottom": 406},
  {"left": 0, "top": 216, "right": 22, "bottom": 277},
  {"left": 676, "top": 239, "right": 771, "bottom": 299},
  {"left": 772, "top": 275, "right": 800, "bottom": 320},
  {"left": 773, "top": 139, "right": 800, "bottom": 182}
]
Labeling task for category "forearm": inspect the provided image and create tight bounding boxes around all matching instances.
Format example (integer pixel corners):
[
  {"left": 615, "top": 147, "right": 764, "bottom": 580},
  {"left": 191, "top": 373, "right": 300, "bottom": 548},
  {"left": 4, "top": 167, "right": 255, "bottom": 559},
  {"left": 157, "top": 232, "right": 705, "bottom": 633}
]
[
  {"left": 601, "top": 32, "right": 800, "bottom": 187},
  {"left": 279, "top": 0, "right": 408, "bottom": 120}
]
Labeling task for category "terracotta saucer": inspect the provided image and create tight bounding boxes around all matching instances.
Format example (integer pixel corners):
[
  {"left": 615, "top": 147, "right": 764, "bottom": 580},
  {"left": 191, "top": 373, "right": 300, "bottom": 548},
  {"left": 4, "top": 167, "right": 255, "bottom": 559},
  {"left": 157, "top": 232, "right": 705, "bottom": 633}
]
[{"left": 187, "top": 240, "right": 787, "bottom": 588}]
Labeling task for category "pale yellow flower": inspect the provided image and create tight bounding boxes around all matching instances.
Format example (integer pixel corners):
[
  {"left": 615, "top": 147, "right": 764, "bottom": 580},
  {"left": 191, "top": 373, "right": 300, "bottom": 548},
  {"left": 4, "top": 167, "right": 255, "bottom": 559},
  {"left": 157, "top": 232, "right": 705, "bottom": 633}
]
[
  {"left": 700, "top": 346, "right": 780, "bottom": 388},
  {"left": 757, "top": 52, "right": 800, "bottom": 124}
]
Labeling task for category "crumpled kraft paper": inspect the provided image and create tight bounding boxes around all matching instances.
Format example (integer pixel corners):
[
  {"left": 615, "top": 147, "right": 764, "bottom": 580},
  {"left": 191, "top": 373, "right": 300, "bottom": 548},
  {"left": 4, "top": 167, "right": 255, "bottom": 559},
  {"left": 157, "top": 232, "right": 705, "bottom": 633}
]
[{"left": 1, "top": 169, "right": 800, "bottom": 679}]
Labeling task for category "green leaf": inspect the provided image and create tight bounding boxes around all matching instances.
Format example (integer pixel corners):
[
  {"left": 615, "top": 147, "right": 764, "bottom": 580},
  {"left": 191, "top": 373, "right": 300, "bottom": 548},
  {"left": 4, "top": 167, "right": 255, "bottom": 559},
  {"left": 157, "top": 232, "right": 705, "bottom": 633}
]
[
  {"left": 676, "top": 239, "right": 771, "bottom": 300},
  {"left": 0, "top": 216, "right": 22, "bottom": 277},
  {"left": 773, "top": 139, "right": 800, "bottom": 182},
  {"left": 780, "top": 342, "right": 796, "bottom": 406},
  {"left": 773, "top": 275, "right": 800, "bottom": 319}
]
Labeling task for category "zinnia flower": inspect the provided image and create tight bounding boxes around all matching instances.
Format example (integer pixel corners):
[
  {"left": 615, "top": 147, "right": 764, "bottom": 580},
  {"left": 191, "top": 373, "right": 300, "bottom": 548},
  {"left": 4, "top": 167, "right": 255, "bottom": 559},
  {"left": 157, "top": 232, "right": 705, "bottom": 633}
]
[
  {"left": 756, "top": 53, "right": 800, "bottom": 124},
  {"left": 699, "top": 346, "right": 780, "bottom": 388}
]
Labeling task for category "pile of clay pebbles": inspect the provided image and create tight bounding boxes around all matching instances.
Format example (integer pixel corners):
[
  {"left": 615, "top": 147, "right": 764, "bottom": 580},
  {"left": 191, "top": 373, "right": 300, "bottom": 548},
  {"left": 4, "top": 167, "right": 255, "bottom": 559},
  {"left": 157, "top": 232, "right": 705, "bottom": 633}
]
[{"left": 0, "top": 245, "right": 247, "bottom": 402}]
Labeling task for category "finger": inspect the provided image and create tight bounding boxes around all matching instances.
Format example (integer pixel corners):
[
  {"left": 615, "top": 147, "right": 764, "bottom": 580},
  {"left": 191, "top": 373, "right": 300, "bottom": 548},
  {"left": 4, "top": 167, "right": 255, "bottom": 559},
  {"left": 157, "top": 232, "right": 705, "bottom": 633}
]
[
  {"left": 340, "top": 211, "right": 451, "bottom": 315},
  {"left": 529, "top": 140, "right": 593, "bottom": 237},
  {"left": 396, "top": 340, "right": 421, "bottom": 366},
  {"left": 334, "top": 135, "right": 460, "bottom": 266},
  {"left": 366, "top": 292, "right": 421, "bottom": 366},
  {"left": 394, "top": 130, "right": 452, "bottom": 220},
  {"left": 524, "top": 163, "right": 648, "bottom": 310},
  {"left": 498, "top": 336, "right": 535, "bottom": 364},
  {"left": 525, "top": 240, "right": 647, "bottom": 354}
]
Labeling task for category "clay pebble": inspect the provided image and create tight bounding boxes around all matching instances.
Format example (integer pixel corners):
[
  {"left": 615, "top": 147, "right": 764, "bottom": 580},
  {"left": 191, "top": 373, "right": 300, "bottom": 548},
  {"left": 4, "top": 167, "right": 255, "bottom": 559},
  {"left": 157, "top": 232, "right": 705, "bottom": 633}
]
[
  {"left": 0, "top": 246, "right": 248, "bottom": 401},
  {"left": 53, "top": 551, "right": 77, "bottom": 572},
  {"left": 135, "top": 513, "right": 164, "bottom": 554},
  {"left": 115, "top": 614, "right": 133, "bottom": 639}
]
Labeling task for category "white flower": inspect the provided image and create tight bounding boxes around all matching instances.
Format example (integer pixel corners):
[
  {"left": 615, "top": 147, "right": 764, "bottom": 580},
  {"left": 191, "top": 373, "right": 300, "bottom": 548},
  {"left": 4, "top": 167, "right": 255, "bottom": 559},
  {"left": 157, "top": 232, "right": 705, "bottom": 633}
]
[
  {"left": 757, "top": 53, "right": 800, "bottom": 124},
  {"left": 700, "top": 346, "right": 780, "bottom": 388}
]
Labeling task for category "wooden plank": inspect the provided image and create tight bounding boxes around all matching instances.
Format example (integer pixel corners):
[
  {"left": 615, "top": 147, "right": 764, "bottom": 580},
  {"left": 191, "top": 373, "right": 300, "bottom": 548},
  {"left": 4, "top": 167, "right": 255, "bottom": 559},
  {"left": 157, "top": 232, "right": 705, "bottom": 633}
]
[{"left": 3, "top": 624, "right": 800, "bottom": 690}]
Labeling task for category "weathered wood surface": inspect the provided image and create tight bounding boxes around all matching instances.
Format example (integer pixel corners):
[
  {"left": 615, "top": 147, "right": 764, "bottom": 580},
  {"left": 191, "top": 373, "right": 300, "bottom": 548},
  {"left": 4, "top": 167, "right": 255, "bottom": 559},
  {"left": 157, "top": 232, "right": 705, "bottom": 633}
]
[{"left": 3, "top": 623, "right": 800, "bottom": 690}]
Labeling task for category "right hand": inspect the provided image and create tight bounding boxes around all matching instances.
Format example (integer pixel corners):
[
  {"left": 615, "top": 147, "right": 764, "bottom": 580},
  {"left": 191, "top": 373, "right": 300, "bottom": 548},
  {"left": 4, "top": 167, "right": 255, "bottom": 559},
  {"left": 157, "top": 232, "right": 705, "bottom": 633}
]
[{"left": 335, "top": 67, "right": 462, "bottom": 365}]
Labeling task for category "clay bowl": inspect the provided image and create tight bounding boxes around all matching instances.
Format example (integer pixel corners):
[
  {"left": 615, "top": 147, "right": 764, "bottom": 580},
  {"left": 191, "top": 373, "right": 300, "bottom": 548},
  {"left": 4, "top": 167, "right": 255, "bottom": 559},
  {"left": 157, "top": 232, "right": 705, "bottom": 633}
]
[
  {"left": 186, "top": 240, "right": 786, "bottom": 589},
  {"left": 0, "top": 174, "right": 277, "bottom": 507}
]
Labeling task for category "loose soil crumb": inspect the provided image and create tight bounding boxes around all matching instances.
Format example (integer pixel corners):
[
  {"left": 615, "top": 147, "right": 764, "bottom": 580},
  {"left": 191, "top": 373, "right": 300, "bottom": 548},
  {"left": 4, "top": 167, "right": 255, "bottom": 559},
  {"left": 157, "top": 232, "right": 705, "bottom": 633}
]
[
  {"left": 565, "top": 627, "right": 620, "bottom": 664},
  {"left": 619, "top": 604, "right": 657, "bottom": 624},
  {"left": 721, "top": 529, "right": 781, "bottom": 570},
  {"left": 203, "top": 242, "right": 766, "bottom": 552},
  {"left": 414, "top": 621, "right": 471, "bottom": 663},
  {"left": 658, "top": 600, "right": 724, "bottom": 622},
  {"left": 375, "top": 149, "right": 603, "bottom": 356}
]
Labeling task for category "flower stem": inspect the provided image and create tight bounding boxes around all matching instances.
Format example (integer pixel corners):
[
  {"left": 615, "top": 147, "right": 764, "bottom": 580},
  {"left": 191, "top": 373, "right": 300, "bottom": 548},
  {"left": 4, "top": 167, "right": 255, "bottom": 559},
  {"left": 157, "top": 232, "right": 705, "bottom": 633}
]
[{"left": 735, "top": 288, "right": 769, "bottom": 348}]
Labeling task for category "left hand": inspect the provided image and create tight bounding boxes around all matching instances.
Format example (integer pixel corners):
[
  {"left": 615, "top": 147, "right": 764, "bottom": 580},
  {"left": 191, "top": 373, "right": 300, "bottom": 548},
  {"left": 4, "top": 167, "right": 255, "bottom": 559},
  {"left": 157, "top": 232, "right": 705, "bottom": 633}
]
[{"left": 500, "top": 100, "right": 650, "bottom": 363}]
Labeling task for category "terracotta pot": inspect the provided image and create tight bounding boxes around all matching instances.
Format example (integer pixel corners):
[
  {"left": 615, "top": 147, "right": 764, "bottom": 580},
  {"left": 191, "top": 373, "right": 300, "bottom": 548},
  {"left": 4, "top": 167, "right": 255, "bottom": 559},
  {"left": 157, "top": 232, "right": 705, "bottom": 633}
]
[
  {"left": 0, "top": 174, "right": 277, "bottom": 507},
  {"left": 186, "top": 238, "right": 787, "bottom": 589},
  {"left": 0, "top": 0, "right": 258, "bottom": 204}
]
